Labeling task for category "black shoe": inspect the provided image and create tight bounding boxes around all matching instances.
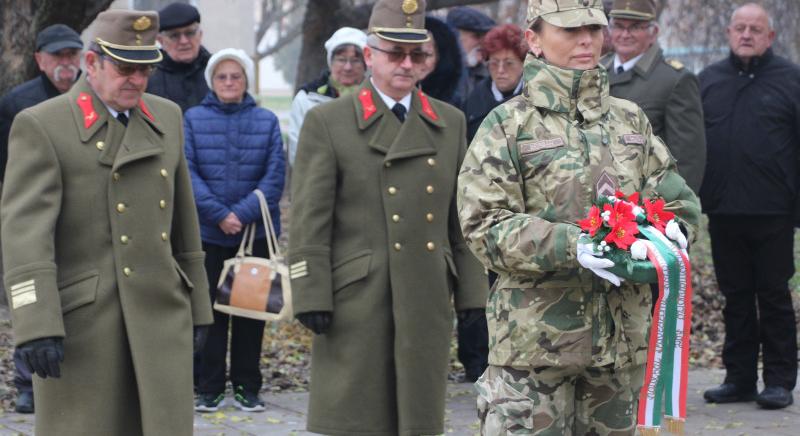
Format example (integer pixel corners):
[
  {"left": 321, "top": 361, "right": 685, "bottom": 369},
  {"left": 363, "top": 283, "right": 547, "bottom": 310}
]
[
  {"left": 464, "top": 367, "right": 485, "bottom": 383},
  {"left": 233, "top": 385, "right": 265, "bottom": 412},
  {"left": 14, "top": 390, "right": 34, "bottom": 414},
  {"left": 194, "top": 392, "right": 225, "bottom": 412},
  {"left": 703, "top": 383, "right": 757, "bottom": 403},
  {"left": 756, "top": 386, "right": 794, "bottom": 409}
]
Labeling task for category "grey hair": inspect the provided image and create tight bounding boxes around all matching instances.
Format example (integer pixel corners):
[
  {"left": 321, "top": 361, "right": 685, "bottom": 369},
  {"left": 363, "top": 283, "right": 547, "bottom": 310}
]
[
  {"left": 366, "top": 33, "right": 382, "bottom": 48},
  {"left": 731, "top": 3, "right": 775, "bottom": 29}
]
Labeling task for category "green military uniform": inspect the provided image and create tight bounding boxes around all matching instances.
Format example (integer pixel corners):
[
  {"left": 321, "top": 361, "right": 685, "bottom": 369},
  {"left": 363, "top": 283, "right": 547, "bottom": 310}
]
[
  {"left": 1, "top": 11, "right": 212, "bottom": 436},
  {"left": 601, "top": 0, "right": 706, "bottom": 193},
  {"left": 457, "top": 2, "right": 700, "bottom": 434}
]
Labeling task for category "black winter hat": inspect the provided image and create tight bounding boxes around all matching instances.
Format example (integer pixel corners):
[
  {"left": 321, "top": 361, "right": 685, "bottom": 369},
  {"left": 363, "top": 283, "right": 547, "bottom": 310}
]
[
  {"left": 446, "top": 6, "right": 495, "bottom": 34},
  {"left": 158, "top": 3, "right": 201, "bottom": 31}
]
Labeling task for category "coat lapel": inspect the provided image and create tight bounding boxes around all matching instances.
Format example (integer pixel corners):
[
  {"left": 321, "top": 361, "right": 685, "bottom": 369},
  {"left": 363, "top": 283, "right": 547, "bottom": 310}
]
[
  {"left": 384, "top": 90, "right": 443, "bottom": 162},
  {"left": 112, "top": 108, "right": 165, "bottom": 171}
]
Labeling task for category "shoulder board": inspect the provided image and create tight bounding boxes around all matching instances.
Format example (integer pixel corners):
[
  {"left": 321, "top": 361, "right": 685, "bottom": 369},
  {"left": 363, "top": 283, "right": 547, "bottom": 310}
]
[
  {"left": 666, "top": 59, "right": 684, "bottom": 71},
  {"left": 417, "top": 90, "right": 438, "bottom": 121},
  {"left": 76, "top": 92, "right": 99, "bottom": 129},
  {"left": 358, "top": 88, "right": 377, "bottom": 121}
]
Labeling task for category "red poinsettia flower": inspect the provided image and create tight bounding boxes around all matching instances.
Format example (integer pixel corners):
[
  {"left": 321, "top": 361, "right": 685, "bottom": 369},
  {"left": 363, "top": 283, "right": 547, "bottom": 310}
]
[
  {"left": 614, "top": 190, "right": 640, "bottom": 205},
  {"left": 644, "top": 198, "right": 675, "bottom": 233},
  {"left": 603, "top": 201, "right": 636, "bottom": 227},
  {"left": 578, "top": 205, "right": 603, "bottom": 236},
  {"left": 604, "top": 219, "right": 640, "bottom": 250}
]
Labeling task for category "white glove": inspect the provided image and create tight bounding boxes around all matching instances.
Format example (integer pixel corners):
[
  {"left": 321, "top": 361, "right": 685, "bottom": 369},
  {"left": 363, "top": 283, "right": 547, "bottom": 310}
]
[
  {"left": 665, "top": 219, "right": 688, "bottom": 250},
  {"left": 577, "top": 237, "right": 623, "bottom": 287},
  {"left": 630, "top": 240, "right": 648, "bottom": 260}
]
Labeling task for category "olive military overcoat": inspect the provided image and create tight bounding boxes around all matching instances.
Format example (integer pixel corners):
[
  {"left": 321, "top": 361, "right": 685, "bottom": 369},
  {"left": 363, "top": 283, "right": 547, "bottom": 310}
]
[
  {"left": 602, "top": 43, "right": 707, "bottom": 193},
  {"left": 289, "top": 80, "right": 487, "bottom": 436},
  {"left": 1, "top": 76, "right": 213, "bottom": 435}
]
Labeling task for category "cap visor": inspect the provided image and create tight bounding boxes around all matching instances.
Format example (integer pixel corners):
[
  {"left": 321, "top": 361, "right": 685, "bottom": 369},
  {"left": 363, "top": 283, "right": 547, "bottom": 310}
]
[
  {"left": 101, "top": 45, "right": 162, "bottom": 64},
  {"left": 540, "top": 8, "right": 608, "bottom": 28},
  {"left": 609, "top": 11, "right": 654, "bottom": 21},
  {"left": 41, "top": 40, "right": 83, "bottom": 53},
  {"left": 375, "top": 31, "right": 430, "bottom": 44}
]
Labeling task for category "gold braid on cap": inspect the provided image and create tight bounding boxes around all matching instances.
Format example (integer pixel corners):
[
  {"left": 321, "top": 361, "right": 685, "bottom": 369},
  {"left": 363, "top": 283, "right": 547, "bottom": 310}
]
[{"left": 95, "top": 38, "right": 163, "bottom": 64}]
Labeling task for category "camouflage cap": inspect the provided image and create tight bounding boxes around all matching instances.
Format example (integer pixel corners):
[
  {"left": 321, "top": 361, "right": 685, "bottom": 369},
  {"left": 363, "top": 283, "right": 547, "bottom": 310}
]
[
  {"left": 368, "top": 0, "right": 430, "bottom": 43},
  {"left": 527, "top": 0, "right": 608, "bottom": 28},
  {"left": 91, "top": 9, "right": 162, "bottom": 64},
  {"left": 609, "top": 0, "right": 656, "bottom": 21}
]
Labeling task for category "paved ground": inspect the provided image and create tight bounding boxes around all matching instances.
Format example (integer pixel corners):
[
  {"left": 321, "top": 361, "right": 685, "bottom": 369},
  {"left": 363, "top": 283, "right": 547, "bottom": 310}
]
[{"left": 0, "top": 368, "right": 797, "bottom": 435}]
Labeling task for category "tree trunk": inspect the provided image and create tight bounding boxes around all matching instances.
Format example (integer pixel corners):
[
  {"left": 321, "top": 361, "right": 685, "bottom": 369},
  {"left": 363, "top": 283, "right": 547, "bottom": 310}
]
[{"left": 0, "top": 0, "right": 113, "bottom": 95}]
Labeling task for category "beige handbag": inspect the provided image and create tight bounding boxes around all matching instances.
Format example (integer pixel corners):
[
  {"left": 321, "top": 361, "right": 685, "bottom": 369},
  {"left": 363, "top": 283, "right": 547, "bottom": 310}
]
[{"left": 213, "top": 190, "right": 292, "bottom": 321}]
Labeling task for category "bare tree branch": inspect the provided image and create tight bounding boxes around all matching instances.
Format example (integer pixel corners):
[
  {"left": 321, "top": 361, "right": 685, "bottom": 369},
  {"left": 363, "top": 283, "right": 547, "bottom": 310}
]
[
  {"left": 258, "top": 25, "right": 304, "bottom": 59},
  {"left": 256, "top": 0, "right": 304, "bottom": 47}
]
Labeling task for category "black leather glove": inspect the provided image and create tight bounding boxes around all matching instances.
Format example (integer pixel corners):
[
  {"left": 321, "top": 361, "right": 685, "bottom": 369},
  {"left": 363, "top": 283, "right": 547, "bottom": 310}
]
[
  {"left": 18, "top": 337, "right": 64, "bottom": 379},
  {"left": 297, "top": 311, "right": 332, "bottom": 335},
  {"left": 457, "top": 308, "right": 484, "bottom": 328},
  {"left": 194, "top": 326, "right": 210, "bottom": 353}
]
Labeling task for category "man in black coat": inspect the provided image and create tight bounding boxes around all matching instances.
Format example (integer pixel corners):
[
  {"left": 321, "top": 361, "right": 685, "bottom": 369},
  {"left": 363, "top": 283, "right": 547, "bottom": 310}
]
[
  {"left": 700, "top": 3, "right": 799, "bottom": 410},
  {"left": 0, "top": 23, "right": 83, "bottom": 414},
  {"left": 146, "top": 3, "right": 211, "bottom": 112}
]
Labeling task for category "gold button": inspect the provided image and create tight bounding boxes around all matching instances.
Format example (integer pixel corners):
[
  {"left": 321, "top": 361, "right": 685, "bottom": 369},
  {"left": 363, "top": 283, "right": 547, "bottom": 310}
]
[
  {"left": 161, "top": 232, "right": 168, "bottom": 241},
  {"left": 120, "top": 235, "right": 129, "bottom": 244},
  {"left": 116, "top": 203, "right": 126, "bottom": 213},
  {"left": 96, "top": 141, "right": 105, "bottom": 150},
  {"left": 393, "top": 242, "right": 402, "bottom": 251},
  {"left": 426, "top": 242, "right": 435, "bottom": 251},
  {"left": 426, "top": 213, "right": 434, "bottom": 222},
  {"left": 426, "top": 185, "right": 434, "bottom": 194},
  {"left": 384, "top": 162, "right": 392, "bottom": 168},
  {"left": 113, "top": 172, "right": 120, "bottom": 181},
  {"left": 160, "top": 169, "right": 168, "bottom": 178},
  {"left": 388, "top": 186, "right": 397, "bottom": 195},
  {"left": 392, "top": 214, "right": 400, "bottom": 222},
  {"left": 427, "top": 158, "right": 436, "bottom": 166},
  {"left": 123, "top": 267, "right": 132, "bottom": 276},
  {"left": 159, "top": 200, "right": 166, "bottom": 209}
]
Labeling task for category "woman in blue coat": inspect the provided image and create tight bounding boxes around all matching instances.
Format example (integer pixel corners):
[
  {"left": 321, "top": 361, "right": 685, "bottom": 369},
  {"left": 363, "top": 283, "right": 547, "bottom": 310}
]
[{"left": 184, "top": 48, "right": 285, "bottom": 413}]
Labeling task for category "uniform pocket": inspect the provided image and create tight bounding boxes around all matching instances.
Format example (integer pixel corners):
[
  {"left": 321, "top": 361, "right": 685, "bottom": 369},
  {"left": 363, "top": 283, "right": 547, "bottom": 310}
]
[
  {"left": 58, "top": 271, "right": 99, "bottom": 314},
  {"left": 172, "top": 259, "right": 195, "bottom": 293},
  {"left": 332, "top": 249, "right": 372, "bottom": 293},
  {"left": 476, "top": 367, "right": 534, "bottom": 434}
]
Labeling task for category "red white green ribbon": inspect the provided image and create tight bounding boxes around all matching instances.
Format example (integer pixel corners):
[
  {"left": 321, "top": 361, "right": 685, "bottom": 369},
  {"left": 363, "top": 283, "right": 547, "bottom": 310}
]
[{"left": 637, "top": 226, "right": 693, "bottom": 435}]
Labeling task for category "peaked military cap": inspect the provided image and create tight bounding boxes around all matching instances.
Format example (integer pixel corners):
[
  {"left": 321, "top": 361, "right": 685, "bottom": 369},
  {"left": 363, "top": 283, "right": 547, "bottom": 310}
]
[
  {"left": 368, "top": 0, "right": 430, "bottom": 43},
  {"left": 92, "top": 9, "right": 162, "bottom": 64},
  {"left": 609, "top": 0, "right": 656, "bottom": 21},
  {"left": 527, "top": 0, "right": 608, "bottom": 28}
]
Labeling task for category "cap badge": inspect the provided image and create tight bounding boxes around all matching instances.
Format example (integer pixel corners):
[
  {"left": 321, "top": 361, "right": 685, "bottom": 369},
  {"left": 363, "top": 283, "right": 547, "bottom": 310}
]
[
  {"left": 401, "top": 0, "right": 418, "bottom": 15},
  {"left": 133, "top": 16, "right": 151, "bottom": 31}
]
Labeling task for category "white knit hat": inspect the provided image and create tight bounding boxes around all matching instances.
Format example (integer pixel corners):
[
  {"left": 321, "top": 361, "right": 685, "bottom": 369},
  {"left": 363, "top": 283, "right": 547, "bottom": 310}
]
[
  {"left": 324, "top": 27, "right": 367, "bottom": 68},
  {"left": 204, "top": 48, "right": 255, "bottom": 89}
]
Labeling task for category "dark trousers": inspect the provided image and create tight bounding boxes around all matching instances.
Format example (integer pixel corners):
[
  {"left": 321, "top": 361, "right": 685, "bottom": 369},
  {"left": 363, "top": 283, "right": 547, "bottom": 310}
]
[
  {"left": 13, "top": 348, "right": 32, "bottom": 393},
  {"left": 708, "top": 215, "right": 797, "bottom": 391},
  {"left": 197, "top": 241, "right": 267, "bottom": 395},
  {"left": 457, "top": 271, "right": 494, "bottom": 379}
]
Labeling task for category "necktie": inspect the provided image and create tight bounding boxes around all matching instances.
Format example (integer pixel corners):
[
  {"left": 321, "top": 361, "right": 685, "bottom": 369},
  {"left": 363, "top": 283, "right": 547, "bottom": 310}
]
[
  {"left": 116, "top": 112, "right": 129, "bottom": 127},
  {"left": 616, "top": 66, "right": 625, "bottom": 74},
  {"left": 391, "top": 103, "right": 406, "bottom": 122}
]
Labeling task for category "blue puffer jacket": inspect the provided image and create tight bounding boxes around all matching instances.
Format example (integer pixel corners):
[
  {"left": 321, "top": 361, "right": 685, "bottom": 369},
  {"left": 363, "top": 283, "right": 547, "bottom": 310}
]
[{"left": 184, "top": 92, "right": 285, "bottom": 247}]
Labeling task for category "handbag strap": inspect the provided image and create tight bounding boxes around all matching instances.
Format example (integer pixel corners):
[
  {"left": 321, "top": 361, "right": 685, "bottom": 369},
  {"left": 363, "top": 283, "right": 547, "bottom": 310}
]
[
  {"left": 253, "top": 189, "right": 281, "bottom": 259},
  {"left": 236, "top": 222, "right": 256, "bottom": 257}
]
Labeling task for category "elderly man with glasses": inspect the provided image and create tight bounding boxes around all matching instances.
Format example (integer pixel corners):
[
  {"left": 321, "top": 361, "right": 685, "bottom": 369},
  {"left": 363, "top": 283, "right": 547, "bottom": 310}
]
[
  {"left": 289, "top": 0, "right": 486, "bottom": 434},
  {"left": 146, "top": 2, "right": 211, "bottom": 112},
  {"left": 1, "top": 10, "right": 212, "bottom": 435},
  {"left": 601, "top": 0, "right": 706, "bottom": 196}
]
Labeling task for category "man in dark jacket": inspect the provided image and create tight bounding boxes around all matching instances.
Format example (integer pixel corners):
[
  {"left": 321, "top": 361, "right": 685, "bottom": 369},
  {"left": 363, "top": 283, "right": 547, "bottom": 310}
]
[
  {"left": 447, "top": 7, "right": 495, "bottom": 104},
  {"left": 0, "top": 23, "right": 83, "bottom": 414},
  {"left": 700, "top": 3, "right": 799, "bottom": 410},
  {"left": 146, "top": 3, "right": 211, "bottom": 112}
]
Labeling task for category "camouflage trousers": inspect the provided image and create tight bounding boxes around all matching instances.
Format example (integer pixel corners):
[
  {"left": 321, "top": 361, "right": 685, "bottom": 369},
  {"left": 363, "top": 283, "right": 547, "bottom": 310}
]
[{"left": 476, "top": 363, "right": 645, "bottom": 435}]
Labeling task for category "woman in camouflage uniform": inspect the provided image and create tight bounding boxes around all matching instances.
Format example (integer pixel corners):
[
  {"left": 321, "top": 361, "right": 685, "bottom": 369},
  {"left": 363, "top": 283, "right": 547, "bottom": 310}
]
[{"left": 456, "top": 1, "right": 700, "bottom": 434}]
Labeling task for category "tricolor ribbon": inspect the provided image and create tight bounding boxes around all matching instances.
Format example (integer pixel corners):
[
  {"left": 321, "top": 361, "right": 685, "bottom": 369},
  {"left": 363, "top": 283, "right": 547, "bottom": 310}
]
[{"left": 637, "top": 226, "right": 693, "bottom": 435}]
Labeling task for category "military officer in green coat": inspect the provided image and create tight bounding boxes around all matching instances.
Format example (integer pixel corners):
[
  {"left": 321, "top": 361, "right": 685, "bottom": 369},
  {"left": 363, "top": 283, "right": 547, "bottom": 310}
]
[
  {"left": 601, "top": 0, "right": 706, "bottom": 193},
  {"left": 1, "top": 10, "right": 213, "bottom": 435},
  {"left": 289, "top": 1, "right": 487, "bottom": 434}
]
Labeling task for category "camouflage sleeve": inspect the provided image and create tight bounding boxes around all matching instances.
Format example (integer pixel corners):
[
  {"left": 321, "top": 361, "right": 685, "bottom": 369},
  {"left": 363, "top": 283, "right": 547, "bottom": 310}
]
[
  {"left": 639, "top": 108, "right": 701, "bottom": 241},
  {"left": 457, "top": 109, "right": 581, "bottom": 275}
]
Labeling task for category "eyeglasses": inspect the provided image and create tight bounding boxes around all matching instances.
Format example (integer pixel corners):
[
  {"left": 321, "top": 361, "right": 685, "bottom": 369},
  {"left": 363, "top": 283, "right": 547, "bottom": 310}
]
[
  {"left": 609, "top": 22, "right": 653, "bottom": 34},
  {"left": 368, "top": 45, "right": 432, "bottom": 64},
  {"left": 163, "top": 27, "right": 199, "bottom": 42},
  {"left": 487, "top": 59, "right": 522, "bottom": 71},
  {"left": 214, "top": 73, "right": 244, "bottom": 82},
  {"left": 332, "top": 57, "right": 364, "bottom": 67},
  {"left": 101, "top": 55, "right": 154, "bottom": 77}
]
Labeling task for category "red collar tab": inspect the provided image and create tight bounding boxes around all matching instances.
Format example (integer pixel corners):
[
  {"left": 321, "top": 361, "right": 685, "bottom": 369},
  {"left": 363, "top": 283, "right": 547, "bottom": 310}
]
[
  {"left": 138, "top": 99, "right": 154, "bottom": 121},
  {"left": 76, "top": 92, "right": 98, "bottom": 129},
  {"left": 418, "top": 90, "right": 438, "bottom": 121},
  {"left": 358, "top": 89, "right": 377, "bottom": 121}
]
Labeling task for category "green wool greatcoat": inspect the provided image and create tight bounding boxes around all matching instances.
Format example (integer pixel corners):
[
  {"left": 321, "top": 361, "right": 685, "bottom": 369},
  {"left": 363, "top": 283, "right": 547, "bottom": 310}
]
[
  {"left": 602, "top": 43, "right": 707, "bottom": 193},
  {"left": 289, "top": 80, "right": 487, "bottom": 436},
  {"left": 1, "top": 76, "right": 213, "bottom": 436}
]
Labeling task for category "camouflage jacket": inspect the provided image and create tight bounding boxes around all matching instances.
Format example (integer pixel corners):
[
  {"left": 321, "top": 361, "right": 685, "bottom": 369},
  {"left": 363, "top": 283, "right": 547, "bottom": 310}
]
[{"left": 457, "top": 55, "right": 700, "bottom": 369}]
